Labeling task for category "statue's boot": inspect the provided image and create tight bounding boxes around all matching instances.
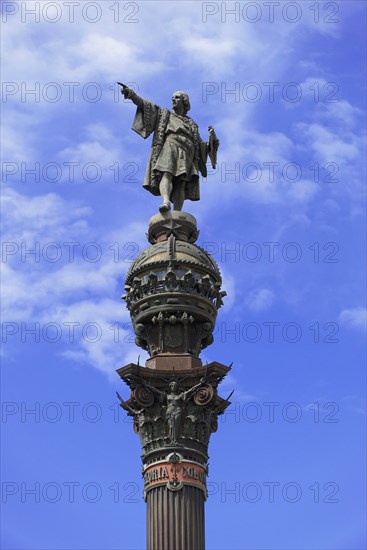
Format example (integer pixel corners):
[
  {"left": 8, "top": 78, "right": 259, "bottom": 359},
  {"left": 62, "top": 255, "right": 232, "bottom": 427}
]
[{"left": 159, "top": 202, "right": 171, "bottom": 213}]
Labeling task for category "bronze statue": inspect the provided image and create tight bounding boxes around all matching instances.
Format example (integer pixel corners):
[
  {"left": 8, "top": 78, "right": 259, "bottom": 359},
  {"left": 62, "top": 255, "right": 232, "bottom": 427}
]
[
  {"left": 142, "top": 379, "right": 205, "bottom": 443},
  {"left": 118, "top": 83, "right": 219, "bottom": 213}
]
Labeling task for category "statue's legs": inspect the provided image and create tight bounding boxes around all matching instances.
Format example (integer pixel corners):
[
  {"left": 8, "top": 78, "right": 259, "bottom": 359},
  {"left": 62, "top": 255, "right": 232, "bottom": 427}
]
[
  {"left": 159, "top": 173, "right": 172, "bottom": 212},
  {"left": 167, "top": 416, "right": 175, "bottom": 443},
  {"left": 171, "top": 181, "right": 185, "bottom": 211}
]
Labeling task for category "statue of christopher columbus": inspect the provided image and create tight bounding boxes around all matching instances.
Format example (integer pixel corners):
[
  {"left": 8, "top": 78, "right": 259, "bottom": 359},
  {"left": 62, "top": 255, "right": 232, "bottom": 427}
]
[{"left": 119, "top": 84, "right": 219, "bottom": 213}]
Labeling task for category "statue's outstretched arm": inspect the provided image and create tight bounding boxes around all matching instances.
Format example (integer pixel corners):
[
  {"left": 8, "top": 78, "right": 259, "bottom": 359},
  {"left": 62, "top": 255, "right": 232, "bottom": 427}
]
[
  {"left": 183, "top": 379, "right": 205, "bottom": 401},
  {"left": 118, "top": 83, "right": 144, "bottom": 108},
  {"left": 141, "top": 380, "right": 166, "bottom": 402}
]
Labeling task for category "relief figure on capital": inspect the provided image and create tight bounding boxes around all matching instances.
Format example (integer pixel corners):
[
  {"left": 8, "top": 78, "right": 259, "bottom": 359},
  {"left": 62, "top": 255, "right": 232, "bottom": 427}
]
[{"left": 141, "top": 379, "right": 206, "bottom": 444}]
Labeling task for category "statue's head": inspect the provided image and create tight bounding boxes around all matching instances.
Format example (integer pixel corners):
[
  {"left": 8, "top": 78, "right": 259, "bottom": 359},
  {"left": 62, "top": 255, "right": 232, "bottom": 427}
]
[
  {"left": 172, "top": 91, "right": 191, "bottom": 115},
  {"left": 169, "top": 381, "right": 179, "bottom": 393}
]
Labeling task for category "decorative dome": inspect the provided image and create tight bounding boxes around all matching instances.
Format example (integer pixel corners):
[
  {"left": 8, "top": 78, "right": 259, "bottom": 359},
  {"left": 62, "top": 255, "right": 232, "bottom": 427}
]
[
  {"left": 122, "top": 213, "right": 226, "bottom": 362},
  {"left": 126, "top": 235, "right": 222, "bottom": 286}
]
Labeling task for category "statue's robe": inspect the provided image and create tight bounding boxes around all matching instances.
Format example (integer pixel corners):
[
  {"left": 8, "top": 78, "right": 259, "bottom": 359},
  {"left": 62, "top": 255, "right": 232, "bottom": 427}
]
[{"left": 131, "top": 98, "right": 208, "bottom": 202}]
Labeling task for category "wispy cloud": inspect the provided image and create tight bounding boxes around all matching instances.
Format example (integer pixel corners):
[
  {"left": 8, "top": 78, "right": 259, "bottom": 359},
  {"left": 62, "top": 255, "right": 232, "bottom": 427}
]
[
  {"left": 1, "top": 185, "right": 148, "bottom": 376},
  {"left": 245, "top": 288, "right": 275, "bottom": 312},
  {"left": 338, "top": 307, "right": 367, "bottom": 332}
]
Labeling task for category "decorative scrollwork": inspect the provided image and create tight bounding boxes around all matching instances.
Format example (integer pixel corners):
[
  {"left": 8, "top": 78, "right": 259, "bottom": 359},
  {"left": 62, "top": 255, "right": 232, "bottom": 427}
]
[
  {"left": 133, "top": 385, "right": 154, "bottom": 408},
  {"left": 193, "top": 384, "right": 214, "bottom": 406}
]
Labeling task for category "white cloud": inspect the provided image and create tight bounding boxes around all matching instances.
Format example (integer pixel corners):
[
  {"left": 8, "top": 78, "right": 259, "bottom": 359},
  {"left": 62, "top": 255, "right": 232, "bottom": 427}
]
[
  {"left": 1, "top": 109, "right": 39, "bottom": 162},
  {"left": 1, "top": 185, "right": 148, "bottom": 377},
  {"left": 58, "top": 127, "right": 119, "bottom": 169},
  {"left": 180, "top": 35, "right": 242, "bottom": 70},
  {"left": 42, "top": 298, "right": 139, "bottom": 379},
  {"left": 218, "top": 373, "right": 256, "bottom": 404},
  {"left": 293, "top": 94, "right": 366, "bottom": 213},
  {"left": 338, "top": 307, "right": 367, "bottom": 332},
  {"left": 1, "top": 187, "right": 92, "bottom": 242},
  {"left": 2, "top": 15, "right": 166, "bottom": 84},
  {"left": 245, "top": 288, "right": 275, "bottom": 312},
  {"left": 323, "top": 100, "right": 362, "bottom": 128},
  {"left": 217, "top": 263, "right": 236, "bottom": 312},
  {"left": 298, "top": 122, "right": 361, "bottom": 163},
  {"left": 200, "top": 126, "right": 319, "bottom": 208}
]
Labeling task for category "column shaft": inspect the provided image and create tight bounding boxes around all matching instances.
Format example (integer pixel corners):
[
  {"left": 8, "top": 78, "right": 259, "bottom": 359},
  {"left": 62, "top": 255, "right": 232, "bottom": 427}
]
[{"left": 147, "top": 485, "right": 205, "bottom": 550}]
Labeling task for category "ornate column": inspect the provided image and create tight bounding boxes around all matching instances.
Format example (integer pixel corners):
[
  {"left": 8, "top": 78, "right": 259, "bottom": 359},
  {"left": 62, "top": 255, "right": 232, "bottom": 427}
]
[{"left": 117, "top": 211, "right": 231, "bottom": 550}]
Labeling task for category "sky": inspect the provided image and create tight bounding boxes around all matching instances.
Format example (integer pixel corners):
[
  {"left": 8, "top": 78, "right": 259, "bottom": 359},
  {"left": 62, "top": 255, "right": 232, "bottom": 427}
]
[{"left": 1, "top": 1, "right": 366, "bottom": 549}]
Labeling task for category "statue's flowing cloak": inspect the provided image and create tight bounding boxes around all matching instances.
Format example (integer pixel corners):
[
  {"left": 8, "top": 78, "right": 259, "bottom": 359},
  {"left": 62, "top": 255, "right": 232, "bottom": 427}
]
[{"left": 131, "top": 98, "right": 208, "bottom": 201}]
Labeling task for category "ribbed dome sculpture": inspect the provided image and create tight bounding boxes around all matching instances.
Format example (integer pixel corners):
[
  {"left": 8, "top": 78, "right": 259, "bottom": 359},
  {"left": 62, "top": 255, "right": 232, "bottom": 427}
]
[{"left": 123, "top": 212, "right": 226, "bottom": 369}]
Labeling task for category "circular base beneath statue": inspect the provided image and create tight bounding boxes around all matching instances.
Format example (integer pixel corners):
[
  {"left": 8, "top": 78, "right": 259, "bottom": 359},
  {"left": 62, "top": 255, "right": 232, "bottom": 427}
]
[{"left": 148, "top": 211, "right": 199, "bottom": 244}]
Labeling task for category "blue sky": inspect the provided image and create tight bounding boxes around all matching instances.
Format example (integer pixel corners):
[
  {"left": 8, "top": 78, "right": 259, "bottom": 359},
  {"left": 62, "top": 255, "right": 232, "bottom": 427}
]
[{"left": 1, "top": 1, "right": 366, "bottom": 549}]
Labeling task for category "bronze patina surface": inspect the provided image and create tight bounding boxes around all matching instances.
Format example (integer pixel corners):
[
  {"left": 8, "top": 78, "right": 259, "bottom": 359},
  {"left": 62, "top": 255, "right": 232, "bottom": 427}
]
[{"left": 119, "top": 84, "right": 219, "bottom": 213}]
